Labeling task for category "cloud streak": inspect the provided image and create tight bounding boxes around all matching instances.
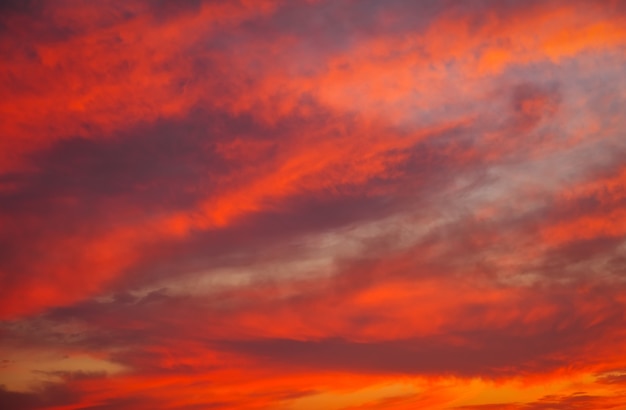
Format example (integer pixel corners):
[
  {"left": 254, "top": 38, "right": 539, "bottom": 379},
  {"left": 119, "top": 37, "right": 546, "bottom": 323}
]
[{"left": 1, "top": 0, "right": 626, "bottom": 408}]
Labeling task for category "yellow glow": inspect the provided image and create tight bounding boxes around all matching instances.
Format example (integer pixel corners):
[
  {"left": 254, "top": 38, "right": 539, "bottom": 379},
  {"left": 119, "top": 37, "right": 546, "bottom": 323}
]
[
  {"left": 289, "top": 382, "right": 419, "bottom": 410},
  {"left": 0, "top": 349, "right": 126, "bottom": 391}
]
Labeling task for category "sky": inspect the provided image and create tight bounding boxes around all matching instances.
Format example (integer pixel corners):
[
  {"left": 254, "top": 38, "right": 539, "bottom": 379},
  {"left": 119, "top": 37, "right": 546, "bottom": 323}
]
[{"left": 1, "top": 0, "right": 626, "bottom": 409}]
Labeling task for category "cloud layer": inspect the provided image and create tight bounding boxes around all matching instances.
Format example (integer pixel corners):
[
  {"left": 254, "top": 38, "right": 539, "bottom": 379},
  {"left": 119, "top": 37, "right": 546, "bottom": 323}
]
[{"left": 1, "top": 1, "right": 626, "bottom": 408}]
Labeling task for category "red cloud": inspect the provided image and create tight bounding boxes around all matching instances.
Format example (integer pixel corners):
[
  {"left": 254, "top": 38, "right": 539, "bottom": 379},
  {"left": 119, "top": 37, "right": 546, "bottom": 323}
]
[{"left": 1, "top": 0, "right": 626, "bottom": 409}]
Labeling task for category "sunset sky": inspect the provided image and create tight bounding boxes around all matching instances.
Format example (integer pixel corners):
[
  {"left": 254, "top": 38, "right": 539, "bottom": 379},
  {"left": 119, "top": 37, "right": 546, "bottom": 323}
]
[{"left": 1, "top": 1, "right": 626, "bottom": 409}]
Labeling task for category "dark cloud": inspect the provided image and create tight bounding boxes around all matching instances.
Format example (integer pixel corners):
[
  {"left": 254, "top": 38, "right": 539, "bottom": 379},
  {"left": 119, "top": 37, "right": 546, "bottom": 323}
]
[
  {"left": 0, "top": 0, "right": 41, "bottom": 14},
  {"left": 212, "top": 316, "right": 618, "bottom": 378},
  {"left": 0, "top": 383, "right": 76, "bottom": 410},
  {"left": 146, "top": 0, "right": 203, "bottom": 22}
]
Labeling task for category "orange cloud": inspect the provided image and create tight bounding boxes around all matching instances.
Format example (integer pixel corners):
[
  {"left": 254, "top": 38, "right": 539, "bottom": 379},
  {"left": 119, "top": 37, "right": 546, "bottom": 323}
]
[{"left": 1, "top": 0, "right": 626, "bottom": 409}]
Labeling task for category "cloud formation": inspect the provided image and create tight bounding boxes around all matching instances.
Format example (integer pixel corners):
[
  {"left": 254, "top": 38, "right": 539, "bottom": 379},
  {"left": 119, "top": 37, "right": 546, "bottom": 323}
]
[{"left": 1, "top": 0, "right": 626, "bottom": 408}]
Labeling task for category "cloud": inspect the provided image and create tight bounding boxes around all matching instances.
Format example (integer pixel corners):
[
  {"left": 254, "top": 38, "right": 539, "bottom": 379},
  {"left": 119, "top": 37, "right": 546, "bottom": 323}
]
[
  {"left": 456, "top": 392, "right": 626, "bottom": 410},
  {"left": 1, "top": 0, "right": 626, "bottom": 409},
  {"left": 0, "top": 383, "right": 76, "bottom": 410}
]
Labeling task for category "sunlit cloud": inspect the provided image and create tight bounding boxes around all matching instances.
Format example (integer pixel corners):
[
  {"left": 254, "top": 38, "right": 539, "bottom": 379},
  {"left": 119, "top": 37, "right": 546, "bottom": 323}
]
[{"left": 1, "top": 0, "right": 625, "bottom": 409}]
